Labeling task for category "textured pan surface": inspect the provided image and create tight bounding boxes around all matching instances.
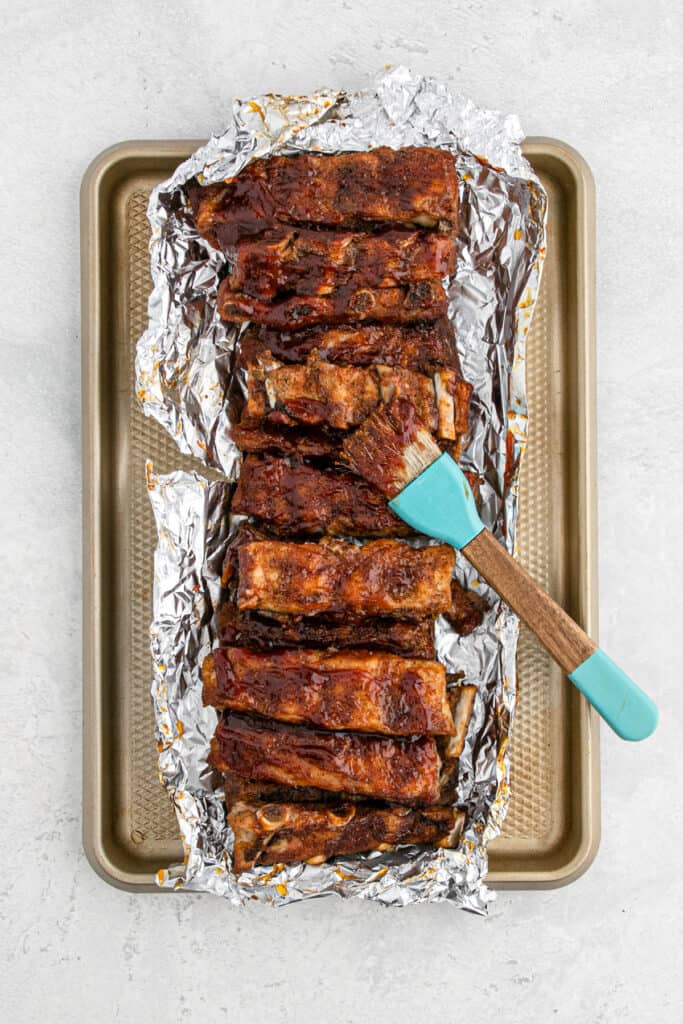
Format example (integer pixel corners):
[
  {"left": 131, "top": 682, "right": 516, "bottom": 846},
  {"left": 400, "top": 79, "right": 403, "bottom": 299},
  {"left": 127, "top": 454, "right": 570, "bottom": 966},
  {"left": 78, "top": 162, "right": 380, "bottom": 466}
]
[{"left": 81, "top": 138, "right": 599, "bottom": 891}]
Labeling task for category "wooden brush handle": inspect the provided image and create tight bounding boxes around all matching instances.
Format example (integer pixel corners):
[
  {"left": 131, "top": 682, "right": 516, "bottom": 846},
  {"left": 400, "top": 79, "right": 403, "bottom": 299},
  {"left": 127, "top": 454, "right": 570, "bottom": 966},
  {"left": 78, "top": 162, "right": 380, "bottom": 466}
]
[
  {"left": 463, "top": 529, "right": 596, "bottom": 673},
  {"left": 389, "top": 453, "right": 657, "bottom": 739}
]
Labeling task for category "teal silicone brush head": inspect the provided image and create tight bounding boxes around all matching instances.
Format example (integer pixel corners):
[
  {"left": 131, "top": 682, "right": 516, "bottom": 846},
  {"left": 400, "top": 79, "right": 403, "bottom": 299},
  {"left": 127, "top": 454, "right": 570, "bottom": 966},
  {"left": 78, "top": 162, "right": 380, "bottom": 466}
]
[{"left": 389, "top": 452, "right": 484, "bottom": 549}]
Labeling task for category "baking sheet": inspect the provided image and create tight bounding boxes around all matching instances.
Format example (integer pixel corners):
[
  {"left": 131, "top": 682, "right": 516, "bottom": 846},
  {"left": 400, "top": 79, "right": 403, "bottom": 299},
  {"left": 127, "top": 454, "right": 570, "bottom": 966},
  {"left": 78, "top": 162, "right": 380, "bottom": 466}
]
[{"left": 81, "top": 138, "right": 599, "bottom": 891}]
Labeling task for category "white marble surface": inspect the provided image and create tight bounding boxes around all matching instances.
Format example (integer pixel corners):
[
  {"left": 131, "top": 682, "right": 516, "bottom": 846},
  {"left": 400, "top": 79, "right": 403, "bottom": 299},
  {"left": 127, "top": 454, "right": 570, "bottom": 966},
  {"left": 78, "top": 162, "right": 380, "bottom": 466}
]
[{"left": 1, "top": 1, "right": 680, "bottom": 1020}]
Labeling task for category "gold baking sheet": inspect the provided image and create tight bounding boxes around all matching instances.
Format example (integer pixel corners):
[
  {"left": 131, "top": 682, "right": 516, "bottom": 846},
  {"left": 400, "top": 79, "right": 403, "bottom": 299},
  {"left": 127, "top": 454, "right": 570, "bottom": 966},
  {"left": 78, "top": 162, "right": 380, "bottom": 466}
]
[{"left": 81, "top": 139, "right": 599, "bottom": 891}]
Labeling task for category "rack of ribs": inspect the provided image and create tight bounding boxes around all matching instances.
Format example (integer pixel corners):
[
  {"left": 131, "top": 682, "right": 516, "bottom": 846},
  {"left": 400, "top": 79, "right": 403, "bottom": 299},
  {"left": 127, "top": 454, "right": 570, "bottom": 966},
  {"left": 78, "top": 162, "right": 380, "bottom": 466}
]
[
  {"left": 235, "top": 537, "right": 456, "bottom": 619},
  {"left": 241, "top": 349, "right": 471, "bottom": 440},
  {"left": 215, "top": 603, "right": 437, "bottom": 659},
  {"left": 231, "top": 455, "right": 410, "bottom": 537},
  {"left": 228, "top": 799, "right": 466, "bottom": 872},
  {"left": 209, "top": 713, "right": 441, "bottom": 804},
  {"left": 190, "top": 144, "right": 482, "bottom": 870},
  {"left": 225, "top": 227, "right": 456, "bottom": 299},
  {"left": 250, "top": 318, "right": 460, "bottom": 371},
  {"left": 218, "top": 277, "right": 448, "bottom": 328},
  {"left": 190, "top": 146, "right": 459, "bottom": 247},
  {"left": 202, "top": 647, "right": 455, "bottom": 736}
]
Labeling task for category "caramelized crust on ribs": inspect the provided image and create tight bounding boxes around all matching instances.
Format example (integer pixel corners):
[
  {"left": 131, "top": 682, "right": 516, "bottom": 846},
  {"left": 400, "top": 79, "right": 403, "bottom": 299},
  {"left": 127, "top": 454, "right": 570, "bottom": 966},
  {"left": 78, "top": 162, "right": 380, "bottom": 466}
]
[
  {"left": 218, "top": 277, "right": 448, "bottom": 328},
  {"left": 236, "top": 538, "right": 456, "bottom": 619},
  {"left": 202, "top": 647, "right": 454, "bottom": 736},
  {"left": 191, "top": 146, "right": 459, "bottom": 247},
  {"left": 216, "top": 603, "right": 437, "bottom": 659},
  {"left": 252, "top": 318, "right": 460, "bottom": 371},
  {"left": 226, "top": 228, "right": 456, "bottom": 299},
  {"left": 229, "top": 799, "right": 465, "bottom": 872},
  {"left": 446, "top": 580, "right": 487, "bottom": 636},
  {"left": 229, "top": 423, "right": 340, "bottom": 458},
  {"left": 232, "top": 455, "right": 410, "bottom": 537},
  {"left": 210, "top": 713, "right": 442, "bottom": 804}
]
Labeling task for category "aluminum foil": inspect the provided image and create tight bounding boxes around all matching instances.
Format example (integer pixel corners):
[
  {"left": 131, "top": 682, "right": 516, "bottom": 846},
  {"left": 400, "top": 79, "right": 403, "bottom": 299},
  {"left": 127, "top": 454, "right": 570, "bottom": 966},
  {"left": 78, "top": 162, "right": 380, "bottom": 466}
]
[{"left": 139, "top": 67, "right": 547, "bottom": 911}]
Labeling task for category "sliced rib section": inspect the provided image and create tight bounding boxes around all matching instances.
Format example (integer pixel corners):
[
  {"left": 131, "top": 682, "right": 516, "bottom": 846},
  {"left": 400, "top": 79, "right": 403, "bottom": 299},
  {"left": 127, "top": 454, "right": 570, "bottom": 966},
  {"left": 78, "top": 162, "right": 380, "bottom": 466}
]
[
  {"left": 202, "top": 647, "right": 454, "bottom": 736},
  {"left": 210, "top": 713, "right": 441, "bottom": 804},
  {"left": 229, "top": 799, "right": 465, "bottom": 872},
  {"left": 216, "top": 603, "right": 437, "bottom": 659},
  {"left": 226, "top": 228, "right": 455, "bottom": 299},
  {"left": 236, "top": 538, "right": 456, "bottom": 619},
  {"left": 218, "top": 278, "right": 448, "bottom": 328},
  {"left": 191, "top": 146, "right": 459, "bottom": 246},
  {"left": 251, "top": 318, "right": 460, "bottom": 371},
  {"left": 232, "top": 455, "right": 409, "bottom": 537},
  {"left": 241, "top": 350, "right": 471, "bottom": 440}
]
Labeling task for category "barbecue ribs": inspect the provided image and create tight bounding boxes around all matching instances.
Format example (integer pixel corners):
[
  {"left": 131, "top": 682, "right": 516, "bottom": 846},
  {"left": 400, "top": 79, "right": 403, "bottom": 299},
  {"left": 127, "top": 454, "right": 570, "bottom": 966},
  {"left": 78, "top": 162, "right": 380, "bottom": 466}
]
[
  {"left": 191, "top": 146, "right": 459, "bottom": 247},
  {"left": 210, "top": 713, "right": 441, "bottom": 804},
  {"left": 235, "top": 537, "right": 456, "bottom": 619},
  {"left": 202, "top": 647, "right": 454, "bottom": 736},
  {"left": 231, "top": 455, "right": 410, "bottom": 537},
  {"left": 215, "top": 603, "right": 437, "bottom": 659},
  {"left": 251, "top": 318, "right": 460, "bottom": 371},
  {"left": 226, "top": 227, "right": 455, "bottom": 299},
  {"left": 218, "top": 277, "right": 448, "bottom": 328},
  {"left": 241, "top": 349, "right": 471, "bottom": 440},
  {"left": 229, "top": 799, "right": 465, "bottom": 872}
]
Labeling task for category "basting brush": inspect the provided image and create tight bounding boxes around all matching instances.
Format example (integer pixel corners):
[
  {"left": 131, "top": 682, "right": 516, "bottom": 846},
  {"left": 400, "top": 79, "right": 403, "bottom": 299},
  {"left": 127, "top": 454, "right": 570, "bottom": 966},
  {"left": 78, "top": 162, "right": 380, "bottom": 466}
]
[{"left": 343, "top": 398, "right": 658, "bottom": 741}]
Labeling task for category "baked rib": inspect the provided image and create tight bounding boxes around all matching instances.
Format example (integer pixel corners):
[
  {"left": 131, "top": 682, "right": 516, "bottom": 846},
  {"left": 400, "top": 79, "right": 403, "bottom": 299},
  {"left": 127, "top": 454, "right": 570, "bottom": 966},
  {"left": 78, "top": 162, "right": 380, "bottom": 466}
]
[
  {"left": 218, "top": 278, "right": 448, "bottom": 328},
  {"left": 221, "top": 688, "right": 478, "bottom": 807},
  {"left": 236, "top": 538, "right": 456, "bottom": 619},
  {"left": 242, "top": 350, "right": 381, "bottom": 430},
  {"left": 226, "top": 227, "right": 456, "bottom": 299},
  {"left": 251, "top": 318, "right": 460, "bottom": 371},
  {"left": 447, "top": 580, "right": 488, "bottom": 636},
  {"left": 191, "top": 146, "right": 459, "bottom": 247},
  {"left": 223, "top": 772, "right": 470, "bottom": 811},
  {"left": 215, "top": 603, "right": 437, "bottom": 659},
  {"left": 241, "top": 349, "right": 471, "bottom": 440},
  {"left": 229, "top": 423, "right": 340, "bottom": 458},
  {"left": 202, "top": 647, "right": 454, "bottom": 736},
  {"left": 229, "top": 799, "right": 465, "bottom": 872},
  {"left": 232, "top": 455, "right": 410, "bottom": 537},
  {"left": 209, "top": 713, "right": 441, "bottom": 804},
  {"left": 223, "top": 773, "right": 375, "bottom": 809}
]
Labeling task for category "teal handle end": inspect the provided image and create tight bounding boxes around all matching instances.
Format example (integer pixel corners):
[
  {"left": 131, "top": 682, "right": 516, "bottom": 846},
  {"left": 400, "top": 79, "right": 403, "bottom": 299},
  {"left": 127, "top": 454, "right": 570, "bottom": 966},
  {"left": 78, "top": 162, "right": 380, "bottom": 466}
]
[
  {"left": 389, "top": 453, "right": 484, "bottom": 549},
  {"left": 569, "top": 648, "right": 658, "bottom": 741}
]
